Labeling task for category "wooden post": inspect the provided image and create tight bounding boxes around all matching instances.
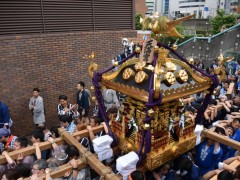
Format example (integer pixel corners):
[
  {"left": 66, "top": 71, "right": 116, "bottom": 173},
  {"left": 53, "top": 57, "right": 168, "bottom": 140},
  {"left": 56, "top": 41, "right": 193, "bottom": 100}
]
[
  {"left": 202, "top": 129, "right": 240, "bottom": 150},
  {"left": 58, "top": 128, "right": 121, "bottom": 180}
]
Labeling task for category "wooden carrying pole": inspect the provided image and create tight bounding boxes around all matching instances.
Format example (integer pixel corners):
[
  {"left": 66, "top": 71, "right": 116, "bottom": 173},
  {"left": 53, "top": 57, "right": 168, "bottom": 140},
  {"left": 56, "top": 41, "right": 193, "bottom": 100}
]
[
  {"left": 58, "top": 128, "right": 121, "bottom": 180},
  {"left": 24, "top": 159, "right": 86, "bottom": 180},
  {"left": 202, "top": 129, "right": 240, "bottom": 150},
  {"left": 0, "top": 126, "right": 104, "bottom": 164}
]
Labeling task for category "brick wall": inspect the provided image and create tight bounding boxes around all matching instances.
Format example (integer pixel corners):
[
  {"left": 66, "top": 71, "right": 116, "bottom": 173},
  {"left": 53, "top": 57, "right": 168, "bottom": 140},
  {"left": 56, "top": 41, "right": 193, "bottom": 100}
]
[{"left": 0, "top": 30, "right": 137, "bottom": 136}]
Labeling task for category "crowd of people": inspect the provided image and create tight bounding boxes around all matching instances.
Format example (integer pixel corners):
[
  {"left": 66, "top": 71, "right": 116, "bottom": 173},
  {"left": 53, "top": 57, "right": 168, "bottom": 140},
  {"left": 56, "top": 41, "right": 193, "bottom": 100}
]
[{"left": 0, "top": 55, "right": 240, "bottom": 180}]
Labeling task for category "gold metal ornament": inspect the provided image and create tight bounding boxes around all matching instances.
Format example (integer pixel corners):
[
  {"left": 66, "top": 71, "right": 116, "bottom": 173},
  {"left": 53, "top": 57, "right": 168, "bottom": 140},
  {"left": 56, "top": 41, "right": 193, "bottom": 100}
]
[
  {"left": 165, "top": 61, "right": 177, "bottom": 72},
  {"left": 214, "top": 67, "right": 221, "bottom": 75},
  {"left": 135, "top": 46, "right": 141, "bottom": 54},
  {"left": 176, "top": 70, "right": 188, "bottom": 83},
  {"left": 90, "top": 86, "right": 95, "bottom": 91},
  {"left": 142, "top": 123, "right": 151, "bottom": 130},
  {"left": 140, "top": 14, "right": 195, "bottom": 39},
  {"left": 135, "top": 71, "right": 148, "bottom": 83},
  {"left": 113, "top": 61, "right": 119, "bottom": 67},
  {"left": 135, "top": 61, "right": 147, "bottom": 71},
  {"left": 148, "top": 109, "right": 155, "bottom": 117},
  {"left": 154, "top": 46, "right": 159, "bottom": 53},
  {"left": 163, "top": 72, "right": 176, "bottom": 86},
  {"left": 154, "top": 75, "right": 161, "bottom": 99},
  {"left": 91, "top": 96, "right": 96, "bottom": 102},
  {"left": 123, "top": 68, "right": 135, "bottom": 80},
  {"left": 172, "top": 44, "right": 178, "bottom": 50},
  {"left": 188, "top": 58, "right": 194, "bottom": 65},
  {"left": 88, "top": 62, "right": 99, "bottom": 78}
]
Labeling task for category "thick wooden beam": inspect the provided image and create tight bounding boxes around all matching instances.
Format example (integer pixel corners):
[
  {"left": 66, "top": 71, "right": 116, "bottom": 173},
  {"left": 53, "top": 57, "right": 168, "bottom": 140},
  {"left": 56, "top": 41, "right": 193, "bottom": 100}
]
[
  {"left": 24, "top": 159, "right": 86, "bottom": 180},
  {"left": 0, "top": 126, "right": 104, "bottom": 164},
  {"left": 210, "top": 160, "right": 240, "bottom": 180},
  {"left": 58, "top": 128, "right": 121, "bottom": 180},
  {"left": 202, "top": 129, "right": 240, "bottom": 150}
]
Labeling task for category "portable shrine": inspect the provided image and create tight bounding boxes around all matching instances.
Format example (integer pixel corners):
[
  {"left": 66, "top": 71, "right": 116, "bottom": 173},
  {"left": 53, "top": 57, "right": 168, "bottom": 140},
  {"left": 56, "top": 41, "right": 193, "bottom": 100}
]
[{"left": 88, "top": 14, "right": 226, "bottom": 170}]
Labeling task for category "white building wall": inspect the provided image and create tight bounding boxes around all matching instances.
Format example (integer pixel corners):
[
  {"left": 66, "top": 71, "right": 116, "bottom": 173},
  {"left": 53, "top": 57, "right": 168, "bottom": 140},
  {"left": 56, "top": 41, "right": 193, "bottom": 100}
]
[
  {"left": 155, "top": 0, "right": 164, "bottom": 15},
  {"left": 169, "top": 0, "right": 219, "bottom": 19},
  {"left": 146, "top": 0, "right": 156, "bottom": 15}
]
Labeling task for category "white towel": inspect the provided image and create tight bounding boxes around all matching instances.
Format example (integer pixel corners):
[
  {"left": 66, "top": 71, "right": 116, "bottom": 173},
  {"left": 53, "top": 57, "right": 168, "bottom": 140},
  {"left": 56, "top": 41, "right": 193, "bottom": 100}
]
[
  {"left": 116, "top": 151, "right": 139, "bottom": 179},
  {"left": 97, "top": 148, "right": 113, "bottom": 161},
  {"left": 194, "top": 124, "right": 203, "bottom": 145}
]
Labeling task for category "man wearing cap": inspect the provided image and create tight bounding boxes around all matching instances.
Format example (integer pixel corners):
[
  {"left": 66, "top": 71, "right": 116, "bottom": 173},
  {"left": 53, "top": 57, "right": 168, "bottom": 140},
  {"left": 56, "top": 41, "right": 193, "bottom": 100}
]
[
  {"left": 0, "top": 101, "right": 11, "bottom": 129},
  {"left": 0, "top": 128, "right": 17, "bottom": 153}
]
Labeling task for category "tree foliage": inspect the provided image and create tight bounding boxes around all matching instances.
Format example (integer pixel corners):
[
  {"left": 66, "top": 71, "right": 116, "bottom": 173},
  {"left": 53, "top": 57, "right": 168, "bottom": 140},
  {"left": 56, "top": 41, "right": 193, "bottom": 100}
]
[
  {"left": 210, "top": 10, "right": 237, "bottom": 34},
  {"left": 135, "top": 13, "right": 143, "bottom": 30}
]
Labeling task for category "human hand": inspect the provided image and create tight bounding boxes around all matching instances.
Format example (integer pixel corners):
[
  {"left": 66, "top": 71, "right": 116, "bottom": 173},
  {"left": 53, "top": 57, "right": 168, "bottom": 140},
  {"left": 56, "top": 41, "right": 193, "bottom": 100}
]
[
  {"left": 65, "top": 108, "right": 70, "bottom": 113},
  {"left": 17, "top": 152, "right": 24, "bottom": 161},
  {"left": 82, "top": 109, "right": 85, "bottom": 116},
  {"left": 69, "top": 159, "right": 78, "bottom": 168},
  {"left": 48, "top": 137, "right": 54, "bottom": 144},
  {"left": 2, "top": 151, "right": 8, "bottom": 156},
  {"left": 87, "top": 126, "right": 92, "bottom": 130},
  {"left": 45, "top": 168, "right": 51, "bottom": 174},
  {"left": 33, "top": 142, "right": 40, "bottom": 147}
]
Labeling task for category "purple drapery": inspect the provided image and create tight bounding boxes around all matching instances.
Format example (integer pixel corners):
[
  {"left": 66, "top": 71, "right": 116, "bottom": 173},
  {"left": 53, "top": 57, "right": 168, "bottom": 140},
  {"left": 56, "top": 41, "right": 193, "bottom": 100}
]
[
  {"left": 92, "top": 53, "right": 136, "bottom": 146},
  {"left": 157, "top": 42, "right": 219, "bottom": 125}
]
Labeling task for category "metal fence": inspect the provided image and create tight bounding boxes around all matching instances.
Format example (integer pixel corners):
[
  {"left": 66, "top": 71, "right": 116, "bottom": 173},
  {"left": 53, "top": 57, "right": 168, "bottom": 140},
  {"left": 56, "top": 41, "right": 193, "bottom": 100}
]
[{"left": 0, "top": 0, "right": 134, "bottom": 35}]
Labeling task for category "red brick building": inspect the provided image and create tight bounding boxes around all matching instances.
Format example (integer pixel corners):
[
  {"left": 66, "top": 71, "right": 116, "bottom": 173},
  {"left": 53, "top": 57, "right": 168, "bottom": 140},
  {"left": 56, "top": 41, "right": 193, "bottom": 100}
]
[{"left": 135, "top": 0, "right": 148, "bottom": 16}]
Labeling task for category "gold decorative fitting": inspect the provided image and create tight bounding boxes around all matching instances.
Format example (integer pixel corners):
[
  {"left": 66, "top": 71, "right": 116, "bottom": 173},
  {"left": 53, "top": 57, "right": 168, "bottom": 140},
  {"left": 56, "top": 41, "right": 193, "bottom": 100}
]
[
  {"left": 163, "top": 72, "right": 176, "bottom": 86},
  {"left": 123, "top": 68, "right": 135, "bottom": 80},
  {"left": 142, "top": 123, "right": 150, "bottom": 130},
  {"left": 165, "top": 61, "right": 177, "bottom": 72},
  {"left": 91, "top": 96, "right": 96, "bottom": 102},
  {"left": 140, "top": 14, "right": 195, "bottom": 39},
  {"left": 135, "top": 46, "right": 141, "bottom": 54},
  {"left": 113, "top": 61, "right": 119, "bottom": 67},
  {"left": 148, "top": 109, "right": 155, "bottom": 117},
  {"left": 88, "top": 62, "right": 99, "bottom": 78},
  {"left": 154, "top": 46, "right": 159, "bottom": 53},
  {"left": 158, "top": 48, "right": 169, "bottom": 62},
  {"left": 214, "top": 67, "right": 221, "bottom": 75},
  {"left": 176, "top": 70, "right": 188, "bottom": 83},
  {"left": 172, "top": 44, "right": 178, "bottom": 50},
  {"left": 90, "top": 86, "right": 95, "bottom": 91},
  {"left": 188, "top": 58, "right": 194, "bottom": 65},
  {"left": 154, "top": 75, "right": 161, "bottom": 99},
  {"left": 135, "top": 71, "right": 148, "bottom": 83},
  {"left": 135, "top": 61, "right": 147, "bottom": 71}
]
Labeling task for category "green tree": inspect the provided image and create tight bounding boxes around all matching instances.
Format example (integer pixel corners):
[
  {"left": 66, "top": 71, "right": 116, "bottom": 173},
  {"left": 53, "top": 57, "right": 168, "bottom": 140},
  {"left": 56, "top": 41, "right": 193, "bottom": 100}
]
[
  {"left": 210, "top": 10, "right": 237, "bottom": 34},
  {"left": 135, "top": 13, "right": 143, "bottom": 30}
]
